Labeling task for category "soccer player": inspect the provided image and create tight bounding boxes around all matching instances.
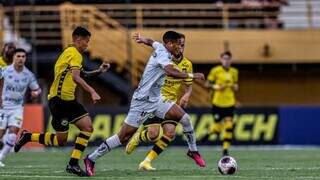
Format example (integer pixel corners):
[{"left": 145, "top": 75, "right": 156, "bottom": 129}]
[
  {"left": 83, "top": 31, "right": 205, "bottom": 176},
  {"left": 203, "top": 51, "right": 238, "bottom": 156},
  {"left": 125, "top": 33, "right": 206, "bottom": 170},
  {"left": 0, "top": 42, "right": 16, "bottom": 150},
  {"left": 14, "top": 26, "right": 110, "bottom": 176},
  {"left": 0, "top": 42, "right": 15, "bottom": 68},
  {"left": 0, "top": 48, "right": 41, "bottom": 167}
]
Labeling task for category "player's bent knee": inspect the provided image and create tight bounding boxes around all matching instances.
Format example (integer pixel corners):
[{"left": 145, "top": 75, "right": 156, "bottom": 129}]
[
  {"left": 83, "top": 125, "right": 94, "bottom": 133},
  {"left": 148, "top": 126, "right": 163, "bottom": 141},
  {"left": 163, "top": 130, "right": 175, "bottom": 140}
]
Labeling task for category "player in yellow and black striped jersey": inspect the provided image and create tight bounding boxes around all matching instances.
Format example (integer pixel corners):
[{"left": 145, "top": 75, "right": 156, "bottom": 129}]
[
  {"left": 14, "top": 27, "right": 110, "bottom": 176},
  {"left": 203, "top": 51, "right": 239, "bottom": 157},
  {"left": 125, "top": 34, "right": 206, "bottom": 170}
]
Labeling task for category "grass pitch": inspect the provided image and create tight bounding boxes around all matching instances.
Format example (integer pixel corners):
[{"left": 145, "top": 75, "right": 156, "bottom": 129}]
[{"left": 0, "top": 146, "right": 320, "bottom": 179}]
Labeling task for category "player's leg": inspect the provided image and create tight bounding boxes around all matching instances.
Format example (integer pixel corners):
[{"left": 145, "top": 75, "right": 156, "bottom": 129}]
[
  {"left": 61, "top": 115, "right": 93, "bottom": 176},
  {"left": 222, "top": 115, "right": 234, "bottom": 156},
  {"left": 164, "top": 104, "right": 206, "bottom": 167},
  {"left": 0, "top": 110, "right": 7, "bottom": 150},
  {"left": 14, "top": 98, "right": 70, "bottom": 153},
  {"left": 139, "top": 122, "right": 175, "bottom": 171},
  {"left": 85, "top": 99, "right": 149, "bottom": 176},
  {"left": 0, "top": 126, "right": 19, "bottom": 166},
  {"left": 84, "top": 122, "right": 137, "bottom": 176},
  {"left": 0, "top": 129, "right": 5, "bottom": 150},
  {"left": 126, "top": 116, "right": 163, "bottom": 154},
  {"left": 201, "top": 106, "right": 224, "bottom": 142},
  {"left": 14, "top": 128, "right": 68, "bottom": 153}
]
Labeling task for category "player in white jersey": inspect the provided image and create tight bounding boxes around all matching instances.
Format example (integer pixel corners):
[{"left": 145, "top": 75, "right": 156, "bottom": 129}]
[
  {"left": 83, "top": 31, "right": 205, "bottom": 176},
  {"left": 0, "top": 48, "right": 41, "bottom": 167}
]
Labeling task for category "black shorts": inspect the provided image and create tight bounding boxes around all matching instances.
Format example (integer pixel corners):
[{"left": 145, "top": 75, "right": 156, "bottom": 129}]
[
  {"left": 49, "top": 96, "right": 89, "bottom": 132},
  {"left": 143, "top": 115, "right": 179, "bottom": 127},
  {"left": 212, "top": 105, "right": 235, "bottom": 123}
]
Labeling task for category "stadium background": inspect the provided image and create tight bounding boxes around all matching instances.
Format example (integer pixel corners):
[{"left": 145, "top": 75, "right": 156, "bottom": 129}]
[{"left": 1, "top": 0, "right": 320, "bottom": 148}]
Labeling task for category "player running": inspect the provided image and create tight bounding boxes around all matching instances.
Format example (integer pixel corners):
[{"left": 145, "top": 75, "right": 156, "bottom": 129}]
[
  {"left": 203, "top": 51, "right": 238, "bottom": 156},
  {"left": 83, "top": 31, "right": 205, "bottom": 176},
  {"left": 0, "top": 48, "right": 41, "bottom": 167},
  {"left": 125, "top": 33, "right": 206, "bottom": 170},
  {"left": 14, "top": 27, "right": 110, "bottom": 176}
]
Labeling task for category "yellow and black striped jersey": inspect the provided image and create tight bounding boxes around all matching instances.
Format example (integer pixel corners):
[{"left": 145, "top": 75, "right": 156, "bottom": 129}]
[
  {"left": 161, "top": 57, "right": 193, "bottom": 103},
  {"left": 0, "top": 56, "right": 8, "bottom": 68},
  {"left": 48, "top": 46, "right": 83, "bottom": 101},
  {"left": 207, "top": 65, "right": 238, "bottom": 107}
]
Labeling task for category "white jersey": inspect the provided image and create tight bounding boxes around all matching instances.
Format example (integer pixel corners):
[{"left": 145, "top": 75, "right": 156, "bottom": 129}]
[
  {"left": 0, "top": 65, "right": 39, "bottom": 109},
  {"left": 133, "top": 42, "right": 172, "bottom": 102}
]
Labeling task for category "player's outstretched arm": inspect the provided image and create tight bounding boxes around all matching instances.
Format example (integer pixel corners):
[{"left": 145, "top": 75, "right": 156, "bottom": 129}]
[
  {"left": 72, "top": 69, "right": 101, "bottom": 104},
  {"left": 164, "top": 64, "right": 205, "bottom": 80},
  {"left": 132, "top": 33, "right": 154, "bottom": 46},
  {"left": 81, "top": 62, "right": 110, "bottom": 78}
]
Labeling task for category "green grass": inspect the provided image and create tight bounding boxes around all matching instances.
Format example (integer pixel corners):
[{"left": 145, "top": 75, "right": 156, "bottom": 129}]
[{"left": 1, "top": 146, "right": 320, "bottom": 179}]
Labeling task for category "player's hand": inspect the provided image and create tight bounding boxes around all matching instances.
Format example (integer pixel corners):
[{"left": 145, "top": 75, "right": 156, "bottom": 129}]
[
  {"left": 132, "top": 33, "right": 145, "bottom": 43},
  {"left": 193, "top": 73, "right": 205, "bottom": 80},
  {"left": 232, "top": 84, "right": 239, "bottom": 91},
  {"left": 217, "top": 84, "right": 226, "bottom": 91},
  {"left": 31, "top": 90, "right": 40, "bottom": 98},
  {"left": 99, "top": 62, "right": 110, "bottom": 73},
  {"left": 179, "top": 94, "right": 190, "bottom": 108},
  {"left": 91, "top": 91, "right": 101, "bottom": 104}
]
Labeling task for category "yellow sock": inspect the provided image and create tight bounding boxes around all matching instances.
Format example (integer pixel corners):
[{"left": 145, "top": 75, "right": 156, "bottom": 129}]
[
  {"left": 222, "top": 120, "right": 233, "bottom": 151},
  {"left": 209, "top": 122, "right": 223, "bottom": 135},
  {"left": 145, "top": 135, "right": 172, "bottom": 162},
  {"left": 31, "top": 132, "right": 59, "bottom": 146},
  {"left": 69, "top": 131, "right": 92, "bottom": 165}
]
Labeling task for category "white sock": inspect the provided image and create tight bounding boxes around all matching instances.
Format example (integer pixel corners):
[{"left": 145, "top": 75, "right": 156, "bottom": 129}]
[
  {"left": 88, "top": 134, "right": 121, "bottom": 162},
  {"left": 180, "top": 114, "right": 198, "bottom": 152},
  {"left": 0, "top": 133, "right": 16, "bottom": 161}
]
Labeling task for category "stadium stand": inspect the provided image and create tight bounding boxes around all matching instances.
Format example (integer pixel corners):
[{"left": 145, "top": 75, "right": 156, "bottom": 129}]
[{"left": 1, "top": 0, "right": 319, "bottom": 106}]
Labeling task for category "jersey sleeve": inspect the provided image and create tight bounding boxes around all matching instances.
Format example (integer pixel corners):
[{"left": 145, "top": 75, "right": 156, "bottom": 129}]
[
  {"left": 69, "top": 50, "right": 83, "bottom": 70},
  {"left": 28, "top": 73, "right": 40, "bottom": 91},
  {"left": 156, "top": 51, "right": 172, "bottom": 69},
  {"left": 207, "top": 67, "right": 216, "bottom": 83},
  {"left": 152, "top": 41, "right": 163, "bottom": 50},
  {"left": 184, "top": 61, "right": 193, "bottom": 85}
]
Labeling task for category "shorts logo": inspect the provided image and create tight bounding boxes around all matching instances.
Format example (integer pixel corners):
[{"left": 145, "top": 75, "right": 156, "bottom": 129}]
[{"left": 61, "top": 119, "right": 68, "bottom": 126}]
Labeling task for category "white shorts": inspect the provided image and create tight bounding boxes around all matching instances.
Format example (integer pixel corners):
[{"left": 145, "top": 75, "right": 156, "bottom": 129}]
[
  {"left": 0, "top": 108, "right": 24, "bottom": 129},
  {"left": 124, "top": 97, "right": 174, "bottom": 128}
]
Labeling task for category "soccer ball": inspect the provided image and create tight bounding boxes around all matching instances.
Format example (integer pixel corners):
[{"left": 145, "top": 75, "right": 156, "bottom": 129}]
[{"left": 217, "top": 156, "right": 237, "bottom": 175}]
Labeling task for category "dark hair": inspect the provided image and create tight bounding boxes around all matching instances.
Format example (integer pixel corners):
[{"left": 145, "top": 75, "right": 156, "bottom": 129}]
[
  {"left": 72, "top": 26, "right": 91, "bottom": 37},
  {"left": 3, "top": 42, "right": 15, "bottom": 49},
  {"left": 220, "top": 51, "right": 232, "bottom": 58},
  {"left": 14, "top": 48, "right": 26, "bottom": 55},
  {"left": 2, "top": 42, "right": 15, "bottom": 54},
  {"left": 162, "top": 31, "right": 181, "bottom": 43}
]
